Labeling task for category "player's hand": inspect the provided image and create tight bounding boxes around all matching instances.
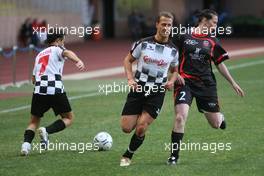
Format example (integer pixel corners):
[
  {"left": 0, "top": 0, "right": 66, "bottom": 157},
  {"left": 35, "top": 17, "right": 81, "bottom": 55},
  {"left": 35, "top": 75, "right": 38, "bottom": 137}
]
[
  {"left": 232, "top": 82, "right": 245, "bottom": 97},
  {"left": 165, "top": 80, "right": 174, "bottom": 91},
  {"left": 175, "top": 74, "right": 185, "bottom": 85},
  {"left": 32, "top": 76, "right": 36, "bottom": 85},
  {"left": 76, "top": 60, "right": 85, "bottom": 71},
  {"left": 128, "top": 78, "right": 138, "bottom": 91}
]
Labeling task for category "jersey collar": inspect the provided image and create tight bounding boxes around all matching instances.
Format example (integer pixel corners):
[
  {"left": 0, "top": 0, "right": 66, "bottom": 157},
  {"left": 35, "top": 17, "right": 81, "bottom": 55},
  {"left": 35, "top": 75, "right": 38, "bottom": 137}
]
[{"left": 153, "top": 36, "right": 170, "bottom": 45}]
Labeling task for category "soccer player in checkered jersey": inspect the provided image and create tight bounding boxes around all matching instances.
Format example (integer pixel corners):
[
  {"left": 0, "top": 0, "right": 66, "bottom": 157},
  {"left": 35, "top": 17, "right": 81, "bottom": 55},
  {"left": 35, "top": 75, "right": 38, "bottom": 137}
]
[
  {"left": 21, "top": 29, "right": 85, "bottom": 155},
  {"left": 119, "top": 12, "right": 184, "bottom": 166},
  {"left": 167, "top": 9, "right": 245, "bottom": 165}
]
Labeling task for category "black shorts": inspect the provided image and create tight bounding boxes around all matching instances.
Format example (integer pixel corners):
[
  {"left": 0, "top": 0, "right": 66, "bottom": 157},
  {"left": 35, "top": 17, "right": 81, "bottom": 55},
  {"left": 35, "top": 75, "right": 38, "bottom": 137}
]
[
  {"left": 174, "top": 84, "right": 220, "bottom": 113},
  {"left": 121, "top": 87, "right": 165, "bottom": 119},
  {"left": 31, "top": 93, "right": 72, "bottom": 118}
]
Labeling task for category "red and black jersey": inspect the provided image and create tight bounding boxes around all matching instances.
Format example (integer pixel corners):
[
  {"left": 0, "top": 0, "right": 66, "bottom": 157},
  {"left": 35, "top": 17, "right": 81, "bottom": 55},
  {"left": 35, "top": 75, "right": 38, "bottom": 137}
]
[{"left": 173, "top": 33, "right": 229, "bottom": 88}]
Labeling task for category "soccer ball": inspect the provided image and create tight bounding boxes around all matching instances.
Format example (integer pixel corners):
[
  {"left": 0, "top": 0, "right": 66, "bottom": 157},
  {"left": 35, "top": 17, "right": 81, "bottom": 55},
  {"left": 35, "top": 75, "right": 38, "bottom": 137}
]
[{"left": 93, "top": 132, "right": 113, "bottom": 151}]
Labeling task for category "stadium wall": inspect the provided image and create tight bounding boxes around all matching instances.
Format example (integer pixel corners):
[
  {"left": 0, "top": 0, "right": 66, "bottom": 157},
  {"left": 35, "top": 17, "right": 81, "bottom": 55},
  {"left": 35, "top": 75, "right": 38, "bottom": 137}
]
[{"left": 0, "top": 0, "right": 88, "bottom": 48}]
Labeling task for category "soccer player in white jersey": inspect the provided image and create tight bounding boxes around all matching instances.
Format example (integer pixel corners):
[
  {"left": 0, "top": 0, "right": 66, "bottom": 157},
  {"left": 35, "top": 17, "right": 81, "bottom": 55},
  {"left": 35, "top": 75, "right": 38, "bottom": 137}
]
[
  {"left": 119, "top": 12, "right": 184, "bottom": 166},
  {"left": 21, "top": 29, "right": 85, "bottom": 156}
]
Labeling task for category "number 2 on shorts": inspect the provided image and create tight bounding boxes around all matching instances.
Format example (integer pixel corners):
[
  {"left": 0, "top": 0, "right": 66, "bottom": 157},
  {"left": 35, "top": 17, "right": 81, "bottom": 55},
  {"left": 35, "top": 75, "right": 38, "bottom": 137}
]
[{"left": 179, "top": 91, "right": 186, "bottom": 101}]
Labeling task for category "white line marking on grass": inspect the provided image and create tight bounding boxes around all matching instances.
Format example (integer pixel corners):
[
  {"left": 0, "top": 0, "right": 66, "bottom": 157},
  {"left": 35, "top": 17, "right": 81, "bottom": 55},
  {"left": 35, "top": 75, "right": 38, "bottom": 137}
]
[
  {"left": 212, "top": 59, "right": 264, "bottom": 72},
  {"left": 1, "top": 47, "right": 263, "bottom": 89},
  {"left": 63, "top": 66, "right": 129, "bottom": 80},
  {"left": 0, "top": 105, "right": 31, "bottom": 114},
  {"left": 1, "top": 48, "right": 264, "bottom": 114},
  {"left": 0, "top": 92, "right": 101, "bottom": 114},
  {"left": 226, "top": 60, "right": 264, "bottom": 70},
  {"left": 68, "top": 92, "right": 100, "bottom": 100},
  {"left": 228, "top": 47, "right": 264, "bottom": 57},
  {"left": 52, "top": 47, "right": 264, "bottom": 80}
]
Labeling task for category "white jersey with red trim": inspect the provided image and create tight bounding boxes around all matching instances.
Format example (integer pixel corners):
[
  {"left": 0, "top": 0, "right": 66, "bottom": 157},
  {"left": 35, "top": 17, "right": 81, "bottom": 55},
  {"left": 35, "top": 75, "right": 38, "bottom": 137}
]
[{"left": 32, "top": 46, "right": 66, "bottom": 95}]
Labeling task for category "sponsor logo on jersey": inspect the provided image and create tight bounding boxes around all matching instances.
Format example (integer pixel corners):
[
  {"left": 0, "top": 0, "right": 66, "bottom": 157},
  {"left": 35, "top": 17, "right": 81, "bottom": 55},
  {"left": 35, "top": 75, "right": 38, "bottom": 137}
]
[
  {"left": 184, "top": 39, "right": 198, "bottom": 45},
  {"left": 203, "top": 40, "right": 210, "bottom": 47},
  {"left": 143, "top": 55, "right": 168, "bottom": 67},
  {"left": 190, "top": 48, "right": 205, "bottom": 61},
  {"left": 147, "top": 45, "right": 154, "bottom": 51}
]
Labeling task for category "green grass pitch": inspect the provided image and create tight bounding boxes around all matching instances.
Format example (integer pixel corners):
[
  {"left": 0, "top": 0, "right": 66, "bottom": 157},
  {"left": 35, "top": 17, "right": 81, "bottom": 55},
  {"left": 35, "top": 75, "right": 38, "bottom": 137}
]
[{"left": 0, "top": 57, "right": 263, "bottom": 176}]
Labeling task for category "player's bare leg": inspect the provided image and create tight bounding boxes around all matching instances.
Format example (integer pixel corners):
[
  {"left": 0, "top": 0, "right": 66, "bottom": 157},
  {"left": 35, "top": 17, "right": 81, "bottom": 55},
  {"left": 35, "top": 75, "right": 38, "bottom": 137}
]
[
  {"left": 173, "top": 104, "right": 190, "bottom": 133},
  {"left": 120, "top": 111, "right": 154, "bottom": 166},
  {"left": 27, "top": 115, "right": 41, "bottom": 130},
  {"left": 135, "top": 111, "right": 154, "bottom": 137},
  {"left": 60, "top": 111, "right": 74, "bottom": 127},
  {"left": 21, "top": 115, "right": 41, "bottom": 156},
  {"left": 120, "top": 115, "right": 139, "bottom": 133},
  {"left": 168, "top": 104, "right": 189, "bottom": 165},
  {"left": 204, "top": 112, "right": 226, "bottom": 129},
  {"left": 38, "top": 111, "right": 74, "bottom": 150},
  {"left": 41, "top": 111, "right": 73, "bottom": 136}
]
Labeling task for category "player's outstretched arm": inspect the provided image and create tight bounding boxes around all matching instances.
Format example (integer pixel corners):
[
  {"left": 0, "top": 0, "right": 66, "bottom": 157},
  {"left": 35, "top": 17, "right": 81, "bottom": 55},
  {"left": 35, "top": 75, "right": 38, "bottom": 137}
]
[
  {"left": 32, "top": 75, "right": 36, "bottom": 85},
  {"left": 123, "top": 53, "right": 137, "bottom": 89},
  {"left": 216, "top": 62, "right": 245, "bottom": 97},
  {"left": 165, "top": 67, "right": 185, "bottom": 90},
  {"left": 62, "top": 50, "right": 85, "bottom": 71}
]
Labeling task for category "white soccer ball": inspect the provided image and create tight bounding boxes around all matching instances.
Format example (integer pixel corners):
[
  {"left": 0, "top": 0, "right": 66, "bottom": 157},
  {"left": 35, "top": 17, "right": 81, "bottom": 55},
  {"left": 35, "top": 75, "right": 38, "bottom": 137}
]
[{"left": 93, "top": 132, "right": 113, "bottom": 151}]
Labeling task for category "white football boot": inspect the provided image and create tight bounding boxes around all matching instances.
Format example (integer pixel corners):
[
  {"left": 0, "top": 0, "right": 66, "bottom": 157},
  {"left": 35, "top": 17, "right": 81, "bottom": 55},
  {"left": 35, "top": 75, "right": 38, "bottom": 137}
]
[
  {"left": 38, "top": 127, "right": 49, "bottom": 150},
  {"left": 120, "top": 157, "right": 132, "bottom": 167},
  {"left": 21, "top": 142, "right": 31, "bottom": 156}
]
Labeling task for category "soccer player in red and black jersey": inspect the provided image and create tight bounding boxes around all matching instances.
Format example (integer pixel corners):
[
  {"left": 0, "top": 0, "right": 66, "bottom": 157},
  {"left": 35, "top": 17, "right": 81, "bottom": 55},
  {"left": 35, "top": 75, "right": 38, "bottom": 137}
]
[{"left": 167, "top": 9, "right": 245, "bottom": 165}]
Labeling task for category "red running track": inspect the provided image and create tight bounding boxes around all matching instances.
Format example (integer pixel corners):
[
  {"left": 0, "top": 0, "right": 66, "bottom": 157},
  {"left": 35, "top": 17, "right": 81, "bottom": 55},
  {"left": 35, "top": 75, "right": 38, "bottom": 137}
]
[{"left": 0, "top": 38, "right": 263, "bottom": 85}]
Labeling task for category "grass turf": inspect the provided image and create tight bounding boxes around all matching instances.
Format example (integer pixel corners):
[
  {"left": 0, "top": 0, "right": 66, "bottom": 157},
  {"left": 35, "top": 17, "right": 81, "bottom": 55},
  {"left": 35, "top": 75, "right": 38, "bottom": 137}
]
[{"left": 0, "top": 57, "right": 263, "bottom": 176}]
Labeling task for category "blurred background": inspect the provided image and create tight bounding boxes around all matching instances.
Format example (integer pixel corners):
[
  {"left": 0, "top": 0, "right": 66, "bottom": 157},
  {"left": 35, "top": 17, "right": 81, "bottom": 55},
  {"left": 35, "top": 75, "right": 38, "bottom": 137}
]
[
  {"left": 1, "top": 0, "right": 264, "bottom": 45},
  {"left": 0, "top": 0, "right": 263, "bottom": 89},
  {"left": 0, "top": 1, "right": 263, "bottom": 175}
]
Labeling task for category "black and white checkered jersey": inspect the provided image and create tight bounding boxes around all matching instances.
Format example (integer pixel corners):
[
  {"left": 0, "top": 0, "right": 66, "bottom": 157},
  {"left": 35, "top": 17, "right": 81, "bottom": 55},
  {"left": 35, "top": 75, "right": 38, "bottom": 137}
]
[
  {"left": 32, "top": 45, "right": 66, "bottom": 95},
  {"left": 131, "top": 36, "right": 178, "bottom": 86}
]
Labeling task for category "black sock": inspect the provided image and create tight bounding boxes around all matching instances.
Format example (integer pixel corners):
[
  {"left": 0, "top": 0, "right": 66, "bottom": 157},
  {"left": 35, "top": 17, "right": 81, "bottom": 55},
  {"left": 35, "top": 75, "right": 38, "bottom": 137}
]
[
  {"left": 171, "top": 131, "right": 184, "bottom": 159},
  {"left": 123, "top": 133, "right": 145, "bottom": 159},
  {"left": 45, "top": 119, "right": 66, "bottom": 134},
  {"left": 24, "top": 129, "right": 35, "bottom": 143},
  {"left": 220, "top": 120, "right": 226, "bottom": 129}
]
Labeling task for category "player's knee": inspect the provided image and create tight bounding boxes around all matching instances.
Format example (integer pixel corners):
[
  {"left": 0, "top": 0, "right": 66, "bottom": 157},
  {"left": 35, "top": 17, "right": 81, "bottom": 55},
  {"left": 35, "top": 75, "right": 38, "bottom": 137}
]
[
  {"left": 212, "top": 121, "right": 221, "bottom": 129},
  {"left": 210, "top": 117, "right": 222, "bottom": 129},
  {"left": 67, "top": 115, "right": 74, "bottom": 125},
  {"left": 175, "top": 113, "right": 185, "bottom": 126},
  {"left": 121, "top": 126, "right": 133, "bottom": 133},
  {"left": 63, "top": 112, "right": 74, "bottom": 120},
  {"left": 135, "top": 123, "right": 147, "bottom": 137},
  {"left": 211, "top": 123, "right": 219, "bottom": 129},
  {"left": 120, "top": 117, "right": 136, "bottom": 133},
  {"left": 69, "top": 114, "right": 74, "bottom": 123},
  {"left": 61, "top": 112, "right": 74, "bottom": 127}
]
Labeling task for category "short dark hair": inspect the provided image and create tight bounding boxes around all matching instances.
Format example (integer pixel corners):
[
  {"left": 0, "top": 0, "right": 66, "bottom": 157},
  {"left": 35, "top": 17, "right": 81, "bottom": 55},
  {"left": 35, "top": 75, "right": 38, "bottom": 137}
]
[
  {"left": 156, "top": 11, "right": 174, "bottom": 23},
  {"left": 46, "top": 28, "right": 65, "bottom": 44},
  {"left": 197, "top": 9, "right": 218, "bottom": 23}
]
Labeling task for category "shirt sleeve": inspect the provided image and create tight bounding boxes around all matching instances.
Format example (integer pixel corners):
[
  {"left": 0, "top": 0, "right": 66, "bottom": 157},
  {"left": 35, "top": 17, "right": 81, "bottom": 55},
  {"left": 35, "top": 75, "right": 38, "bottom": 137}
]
[
  {"left": 130, "top": 40, "right": 142, "bottom": 59},
  {"left": 56, "top": 46, "right": 66, "bottom": 60},
  {"left": 32, "top": 63, "right": 36, "bottom": 76},
  {"left": 212, "top": 43, "right": 229, "bottom": 65}
]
